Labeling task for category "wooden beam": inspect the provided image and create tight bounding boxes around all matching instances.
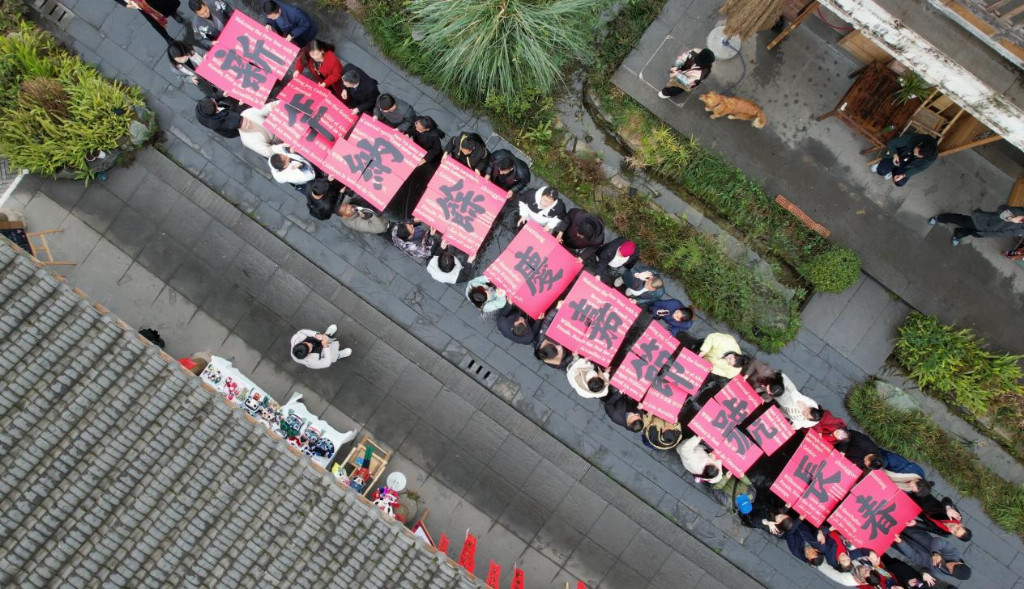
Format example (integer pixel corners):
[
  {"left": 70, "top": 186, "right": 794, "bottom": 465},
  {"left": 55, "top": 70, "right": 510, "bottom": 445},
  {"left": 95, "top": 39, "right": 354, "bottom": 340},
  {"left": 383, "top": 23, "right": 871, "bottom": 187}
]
[
  {"left": 768, "top": 1, "right": 820, "bottom": 50},
  {"left": 938, "top": 133, "right": 1003, "bottom": 157}
]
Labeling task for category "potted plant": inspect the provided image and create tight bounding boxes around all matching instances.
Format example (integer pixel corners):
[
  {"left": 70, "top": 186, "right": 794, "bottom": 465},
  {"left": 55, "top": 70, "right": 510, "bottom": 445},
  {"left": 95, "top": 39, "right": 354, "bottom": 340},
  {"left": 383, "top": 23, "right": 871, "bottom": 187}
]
[{"left": 893, "top": 71, "right": 931, "bottom": 105}]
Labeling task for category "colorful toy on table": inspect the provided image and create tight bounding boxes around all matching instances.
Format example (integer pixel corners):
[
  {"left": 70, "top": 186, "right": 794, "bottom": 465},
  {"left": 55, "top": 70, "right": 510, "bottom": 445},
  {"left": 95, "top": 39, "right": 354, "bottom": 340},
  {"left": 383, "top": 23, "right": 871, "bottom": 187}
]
[
  {"left": 330, "top": 463, "right": 351, "bottom": 486},
  {"left": 371, "top": 486, "right": 403, "bottom": 521},
  {"left": 348, "top": 446, "right": 375, "bottom": 492}
]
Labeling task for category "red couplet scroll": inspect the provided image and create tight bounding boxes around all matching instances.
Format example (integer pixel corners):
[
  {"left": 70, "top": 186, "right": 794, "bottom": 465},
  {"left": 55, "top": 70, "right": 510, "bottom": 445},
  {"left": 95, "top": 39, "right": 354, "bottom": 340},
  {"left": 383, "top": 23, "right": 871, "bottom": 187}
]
[
  {"left": 264, "top": 76, "right": 357, "bottom": 166},
  {"left": 483, "top": 221, "right": 582, "bottom": 319},
  {"left": 413, "top": 156, "right": 507, "bottom": 256},
  {"left": 323, "top": 115, "right": 426, "bottom": 211},
  {"left": 196, "top": 12, "right": 298, "bottom": 107},
  {"left": 828, "top": 470, "right": 921, "bottom": 554},
  {"left": 546, "top": 272, "right": 640, "bottom": 367}
]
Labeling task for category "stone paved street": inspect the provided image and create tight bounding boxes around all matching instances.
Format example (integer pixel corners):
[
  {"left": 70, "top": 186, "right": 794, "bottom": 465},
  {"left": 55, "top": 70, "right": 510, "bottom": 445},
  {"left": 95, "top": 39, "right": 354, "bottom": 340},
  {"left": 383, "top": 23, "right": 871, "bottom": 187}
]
[{"left": 15, "top": 0, "right": 1024, "bottom": 588}]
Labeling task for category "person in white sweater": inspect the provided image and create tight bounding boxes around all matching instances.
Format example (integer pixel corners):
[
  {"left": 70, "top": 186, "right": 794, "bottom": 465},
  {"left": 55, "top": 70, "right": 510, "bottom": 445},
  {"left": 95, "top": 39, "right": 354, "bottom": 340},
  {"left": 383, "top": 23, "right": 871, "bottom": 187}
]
[
  {"left": 268, "top": 144, "right": 316, "bottom": 187},
  {"left": 775, "top": 373, "right": 822, "bottom": 429},
  {"left": 239, "top": 101, "right": 280, "bottom": 158},
  {"left": 676, "top": 435, "right": 723, "bottom": 484},
  {"left": 290, "top": 324, "right": 352, "bottom": 369},
  {"left": 566, "top": 357, "right": 609, "bottom": 399},
  {"left": 516, "top": 186, "right": 568, "bottom": 232}
]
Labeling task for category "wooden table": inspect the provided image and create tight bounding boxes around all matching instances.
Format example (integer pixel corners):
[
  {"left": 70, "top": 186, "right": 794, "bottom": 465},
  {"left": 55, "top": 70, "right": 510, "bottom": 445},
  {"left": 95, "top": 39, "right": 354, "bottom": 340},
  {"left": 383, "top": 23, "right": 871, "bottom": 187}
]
[{"left": 817, "top": 62, "right": 919, "bottom": 154}]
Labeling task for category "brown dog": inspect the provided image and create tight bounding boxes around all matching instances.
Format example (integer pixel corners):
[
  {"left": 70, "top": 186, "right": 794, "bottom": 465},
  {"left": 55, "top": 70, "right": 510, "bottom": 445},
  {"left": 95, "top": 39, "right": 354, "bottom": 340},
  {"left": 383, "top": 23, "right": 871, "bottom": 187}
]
[{"left": 698, "top": 91, "right": 766, "bottom": 129}]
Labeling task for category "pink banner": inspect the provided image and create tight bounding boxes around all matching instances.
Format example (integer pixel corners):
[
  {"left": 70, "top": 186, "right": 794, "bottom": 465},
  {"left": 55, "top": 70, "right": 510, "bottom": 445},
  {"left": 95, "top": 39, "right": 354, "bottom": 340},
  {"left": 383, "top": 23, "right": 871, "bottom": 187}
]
[
  {"left": 745, "top": 405, "right": 796, "bottom": 456},
  {"left": 483, "top": 221, "right": 582, "bottom": 319},
  {"left": 609, "top": 352, "right": 652, "bottom": 402},
  {"left": 323, "top": 115, "right": 426, "bottom": 211},
  {"left": 196, "top": 12, "right": 298, "bottom": 108},
  {"left": 547, "top": 272, "right": 641, "bottom": 367},
  {"left": 609, "top": 321, "right": 681, "bottom": 406},
  {"left": 264, "top": 76, "right": 357, "bottom": 165},
  {"left": 717, "top": 377, "right": 763, "bottom": 417},
  {"left": 828, "top": 470, "right": 921, "bottom": 554},
  {"left": 659, "top": 347, "right": 711, "bottom": 401},
  {"left": 413, "top": 157, "right": 508, "bottom": 256},
  {"left": 213, "top": 12, "right": 297, "bottom": 79},
  {"left": 690, "top": 396, "right": 763, "bottom": 476},
  {"left": 770, "top": 430, "right": 833, "bottom": 506},
  {"left": 792, "top": 449, "right": 861, "bottom": 527}
]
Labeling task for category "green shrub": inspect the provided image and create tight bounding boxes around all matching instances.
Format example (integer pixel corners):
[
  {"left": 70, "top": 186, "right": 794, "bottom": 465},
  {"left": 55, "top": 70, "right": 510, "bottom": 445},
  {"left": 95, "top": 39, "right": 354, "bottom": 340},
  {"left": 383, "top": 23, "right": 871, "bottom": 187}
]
[
  {"left": 0, "top": 24, "right": 145, "bottom": 179},
  {"left": 894, "top": 312, "right": 1024, "bottom": 416},
  {"left": 847, "top": 382, "right": 1024, "bottom": 537},
  {"left": 800, "top": 246, "right": 860, "bottom": 292},
  {"left": 407, "top": 0, "right": 604, "bottom": 102},
  {"left": 0, "top": 0, "right": 25, "bottom": 34}
]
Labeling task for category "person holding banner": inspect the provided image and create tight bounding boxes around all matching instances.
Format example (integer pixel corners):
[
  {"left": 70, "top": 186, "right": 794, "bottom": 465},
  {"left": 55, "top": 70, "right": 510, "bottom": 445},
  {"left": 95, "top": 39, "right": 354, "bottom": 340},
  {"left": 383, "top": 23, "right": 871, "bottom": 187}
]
[
  {"left": 495, "top": 307, "right": 541, "bottom": 345},
  {"left": 602, "top": 388, "right": 644, "bottom": 433},
  {"left": 697, "top": 332, "right": 749, "bottom": 379},
  {"left": 293, "top": 40, "right": 344, "bottom": 96},
  {"left": 465, "top": 275, "right": 507, "bottom": 317},
  {"left": 516, "top": 186, "right": 568, "bottom": 233},
  {"left": 373, "top": 94, "right": 416, "bottom": 134},
  {"left": 304, "top": 178, "right": 340, "bottom": 221},
  {"left": 485, "top": 149, "right": 531, "bottom": 195},
  {"left": 566, "top": 357, "right": 609, "bottom": 399},
  {"left": 188, "top": 0, "right": 233, "bottom": 49},
  {"left": 115, "top": 0, "right": 184, "bottom": 44},
  {"left": 262, "top": 1, "right": 317, "bottom": 46},
  {"left": 590, "top": 237, "right": 638, "bottom": 285},
  {"left": 445, "top": 132, "right": 490, "bottom": 175},
  {"left": 392, "top": 222, "right": 440, "bottom": 261},
  {"left": 426, "top": 248, "right": 465, "bottom": 284},
  {"left": 268, "top": 144, "right": 316, "bottom": 188},
  {"left": 339, "top": 64, "right": 380, "bottom": 114},
  {"left": 195, "top": 96, "right": 242, "bottom": 138},
  {"left": 676, "top": 435, "right": 724, "bottom": 484},
  {"left": 556, "top": 208, "right": 605, "bottom": 260},
  {"left": 239, "top": 100, "right": 280, "bottom": 158},
  {"left": 166, "top": 41, "right": 219, "bottom": 98}
]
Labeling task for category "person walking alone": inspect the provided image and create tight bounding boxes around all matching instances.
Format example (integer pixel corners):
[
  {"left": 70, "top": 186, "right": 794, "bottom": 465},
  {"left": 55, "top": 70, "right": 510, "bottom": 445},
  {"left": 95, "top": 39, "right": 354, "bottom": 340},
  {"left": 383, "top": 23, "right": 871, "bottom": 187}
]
[
  {"left": 658, "top": 48, "right": 715, "bottom": 98},
  {"left": 930, "top": 205, "right": 1024, "bottom": 246},
  {"left": 290, "top": 324, "right": 352, "bottom": 369}
]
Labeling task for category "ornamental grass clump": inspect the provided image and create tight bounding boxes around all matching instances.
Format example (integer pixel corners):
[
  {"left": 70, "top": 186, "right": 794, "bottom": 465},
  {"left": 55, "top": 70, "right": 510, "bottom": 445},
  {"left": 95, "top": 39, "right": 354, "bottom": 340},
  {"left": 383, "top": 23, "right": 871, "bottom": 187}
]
[
  {"left": 407, "top": 0, "right": 603, "bottom": 101},
  {"left": 0, "top": 24, "right": 146, "bottom": 179}
]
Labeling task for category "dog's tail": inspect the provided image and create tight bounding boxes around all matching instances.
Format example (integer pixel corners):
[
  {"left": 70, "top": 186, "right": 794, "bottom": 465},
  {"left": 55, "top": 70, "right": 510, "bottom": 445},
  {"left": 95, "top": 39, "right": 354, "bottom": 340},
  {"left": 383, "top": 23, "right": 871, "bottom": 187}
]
[{"left": 753, "top": 111, "right": 767, "bottom": 129}]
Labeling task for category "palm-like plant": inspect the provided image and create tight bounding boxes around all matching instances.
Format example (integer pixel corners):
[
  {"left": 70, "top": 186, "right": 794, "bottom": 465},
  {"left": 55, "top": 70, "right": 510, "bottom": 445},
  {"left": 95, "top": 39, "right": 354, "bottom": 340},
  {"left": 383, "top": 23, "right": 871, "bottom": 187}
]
[{"left": 407, "top": 0, "right": 603, "bottom": 100}]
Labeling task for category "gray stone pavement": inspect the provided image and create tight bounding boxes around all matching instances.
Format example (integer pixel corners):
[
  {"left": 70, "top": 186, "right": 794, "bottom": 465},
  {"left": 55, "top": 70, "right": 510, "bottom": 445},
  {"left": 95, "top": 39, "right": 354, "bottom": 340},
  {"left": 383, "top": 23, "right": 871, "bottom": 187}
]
[
  {"left": 25, "top": 1, "right": 1024, "bottom": 588},
  {"left": 614, "top": 0, "right": 1024, "bottom": 356}
]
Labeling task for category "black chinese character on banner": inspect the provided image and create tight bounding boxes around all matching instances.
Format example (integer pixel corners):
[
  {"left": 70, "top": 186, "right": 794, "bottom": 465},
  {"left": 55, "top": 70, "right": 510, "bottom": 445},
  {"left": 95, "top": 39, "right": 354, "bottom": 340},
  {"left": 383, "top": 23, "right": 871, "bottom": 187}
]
[
  {"left": 513, "top": 246, "right": 564, "bottom": 295},
  {"left": 285, "top": 93, "right": 336, "bottom": 143},
  {"left": 343, "top": 138, "right": 403, "bottom": 190},
  {"left": 235, "top": 35, "right": 285, "bottom": 73},
  {"left": 711, "top": 397, "right": 748, "bottom": 434},
  {"left": 855, "top": 495, "right": 897, "bottom": 540},
  {"left": 795, "top": 458, "right": 841, "bottom": 503},
  {"left": 723, "top": 428, "right": 754, "bottom": 455},
  {"left": 567, "top": 298, "right": 623, "bottom": 349},
  {"left": 213, "top": 49, "right": 268, "bottom": 90},
  {"left": 747, "top": 419, "right": 779, "bottom": 448},
  {"left": 436, "top": 179, "right": 486, "bottom": 232},
  {"left": 630, "top": 339, "right": 672, "bottom": 383}
]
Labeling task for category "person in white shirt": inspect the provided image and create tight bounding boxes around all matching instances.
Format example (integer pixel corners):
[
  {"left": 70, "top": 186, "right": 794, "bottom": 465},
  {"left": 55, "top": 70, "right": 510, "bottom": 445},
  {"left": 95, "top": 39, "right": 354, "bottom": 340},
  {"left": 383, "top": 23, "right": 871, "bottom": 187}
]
[
  {"left": 516, "top": 186, "right": 568, "bottom": 232},
  {"left": 426, "top": 248, "right": 464, "bottom": 284},
  {"left": 239, "top": 101, "right": 280, "bottom": 158},
  {"left": 676, "top": 435, "right": 724, "bottom": 484},
  {"left": 566, "top": 357, "right": 609, "bottom": 399},
  {"left": 290, "top": 324, "right": 351, "bottom": 369},
  {"left": 269, "top": 144, "right": 316, "bottom": 187},
  {"left": 776, "top": 373, "right": 822, "bottom": 429}
]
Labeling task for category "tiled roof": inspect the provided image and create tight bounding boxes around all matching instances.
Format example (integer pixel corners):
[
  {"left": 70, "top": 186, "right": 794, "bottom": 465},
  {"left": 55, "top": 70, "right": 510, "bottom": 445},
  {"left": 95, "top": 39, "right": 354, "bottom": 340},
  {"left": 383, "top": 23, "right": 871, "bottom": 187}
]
[{"left": 0, "top": 243, "right": 483, "bottom": 589}]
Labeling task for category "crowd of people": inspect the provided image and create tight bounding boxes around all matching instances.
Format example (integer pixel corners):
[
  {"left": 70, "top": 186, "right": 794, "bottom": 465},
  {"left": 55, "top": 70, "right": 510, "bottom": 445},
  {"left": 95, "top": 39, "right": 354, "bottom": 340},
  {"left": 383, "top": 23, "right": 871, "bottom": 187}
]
[{"left": 117, "top": 1, "right": 981, "bottom": 587}]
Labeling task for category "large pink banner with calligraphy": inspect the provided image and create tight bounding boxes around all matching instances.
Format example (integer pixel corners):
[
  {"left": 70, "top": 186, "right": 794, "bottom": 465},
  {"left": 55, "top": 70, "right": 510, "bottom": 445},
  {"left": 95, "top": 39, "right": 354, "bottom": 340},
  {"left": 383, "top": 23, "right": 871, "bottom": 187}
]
[
  {"left": 484, "top": 221, "right": 582, "bottom": 319},
  {"left": 196, "top": 12, "right": 298, "bottom": 107},
  {"left": 322, "top": 115, "right": 426, "bottom": 211},
  {"left": 770, "top": 430, "right": 833, "bottom": 506},
  {"left": 744, "top": 404, "right": 796, "bottom": 456},
  {"left": 828, "top": 470, "right": 921, "bottom": 554},
  {"left": 413, "top": 156, "right": 507, "bottom": 256},
  {"left": 689, "top": 393, "right": 763, "bottom": 476},
  {"left": 792, "top": 449, "right": 860, "bottom": 527},
  {"left": 264, "top": 76, "right": 357, "bottom": 166},
  {"left": 547, "top": 272, "right": 640, "bottom": 367},
  {"left": 609, "top": 322, "right": 679, "bottom": 403}
]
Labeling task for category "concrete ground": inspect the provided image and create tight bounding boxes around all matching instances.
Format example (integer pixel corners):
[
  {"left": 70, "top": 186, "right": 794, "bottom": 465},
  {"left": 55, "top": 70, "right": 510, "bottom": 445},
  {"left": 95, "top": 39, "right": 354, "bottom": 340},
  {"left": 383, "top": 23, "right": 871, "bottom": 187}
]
[
  {"left": 614, "top": 0, "right": 1024, "bottom": 355},
  {"left": 17, "top": 0, "right": 1024, "bottom": 588}
]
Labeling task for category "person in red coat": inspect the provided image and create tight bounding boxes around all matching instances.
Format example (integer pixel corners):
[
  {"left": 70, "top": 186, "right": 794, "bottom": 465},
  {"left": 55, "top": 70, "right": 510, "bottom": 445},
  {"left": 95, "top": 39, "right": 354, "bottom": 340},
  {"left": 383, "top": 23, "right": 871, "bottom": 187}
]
[{"left": 293, "top": 40, "right": 344, "bottom": 96}]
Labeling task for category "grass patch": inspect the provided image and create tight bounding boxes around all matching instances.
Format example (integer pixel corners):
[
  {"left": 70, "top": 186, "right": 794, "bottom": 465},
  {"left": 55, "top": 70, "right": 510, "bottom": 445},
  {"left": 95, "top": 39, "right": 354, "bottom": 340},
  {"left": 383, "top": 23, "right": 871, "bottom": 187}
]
[{"left": 847, "top": 381, "right": 1024, "bottom": 538}]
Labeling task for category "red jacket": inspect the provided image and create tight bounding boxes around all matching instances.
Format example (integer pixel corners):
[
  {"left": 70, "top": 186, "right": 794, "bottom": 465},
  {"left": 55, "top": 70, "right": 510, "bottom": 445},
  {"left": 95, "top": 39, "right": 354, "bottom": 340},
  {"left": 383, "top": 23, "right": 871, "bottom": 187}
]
[
  {"left": 295, "top": 50, "right": 344, "bottom": 96},
  {"left": 812, "top": 410, "right": 847, "bottom": 446}
]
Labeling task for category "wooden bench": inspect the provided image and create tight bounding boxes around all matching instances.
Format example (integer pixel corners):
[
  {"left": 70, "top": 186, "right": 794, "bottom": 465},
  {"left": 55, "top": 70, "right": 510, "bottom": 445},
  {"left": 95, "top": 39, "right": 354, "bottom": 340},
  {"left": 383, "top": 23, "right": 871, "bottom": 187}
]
[{"left": 1009, "top": 176, "right": 1024, "bottom": 208}]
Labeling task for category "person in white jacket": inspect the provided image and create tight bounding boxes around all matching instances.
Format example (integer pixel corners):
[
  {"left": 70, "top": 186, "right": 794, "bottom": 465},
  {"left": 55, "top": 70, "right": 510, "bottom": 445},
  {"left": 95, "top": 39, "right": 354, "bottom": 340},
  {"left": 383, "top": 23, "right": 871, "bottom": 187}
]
[
  {"left": 776, "top": 373, "right": 822, "bottom": 429},
  {"left": 566, "top": 357, "right": 609, "bottom": 399},
  {"left": 239, "top": 101, "right": 281, "bottom": 158},
  {"left": 676, "top": 435, "right": 723, "bottom": 484},
  {"left": 516, "top": 186, "right": 568, "bottom": 232},
  {"left": 269, "top": 144, "right": 316, "bottom": 187},
  {"left": 290, "top": 324, "right": 352, "bottom": 369}
]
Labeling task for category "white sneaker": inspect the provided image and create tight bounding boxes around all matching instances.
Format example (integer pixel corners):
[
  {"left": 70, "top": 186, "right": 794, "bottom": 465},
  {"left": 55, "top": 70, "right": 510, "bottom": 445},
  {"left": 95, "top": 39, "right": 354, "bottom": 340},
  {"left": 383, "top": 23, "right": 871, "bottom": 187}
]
[
  {"left": 613, "top": 277, "right": 624, "bottom": 288},
  {"left": 658, "top": 91, "right": 669, "bottom": 99},
  {"left": 337, "top": 348, "right": 352, "bottom": 360},
  {"left": 324, "top": 324, "right": 338, "bottom": 337},
  {"left": 870, "top": 163, "right": 879, "bottom": 173},
  {"left": 884, "top": 173, "right": 892, "bottom": 180}
]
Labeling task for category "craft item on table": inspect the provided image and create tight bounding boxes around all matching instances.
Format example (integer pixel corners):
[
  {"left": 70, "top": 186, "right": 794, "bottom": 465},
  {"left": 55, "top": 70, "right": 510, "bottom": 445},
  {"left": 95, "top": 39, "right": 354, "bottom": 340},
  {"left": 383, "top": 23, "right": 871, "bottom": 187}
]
[
  {"left": 330, "top": 463, "right": 351, "bottom": 486},
  {"left": 349, "top": 446, "right": 375, "bottom": 492},
  {"left": 371, "top": 486, "right": 403, "bottom": 521}
]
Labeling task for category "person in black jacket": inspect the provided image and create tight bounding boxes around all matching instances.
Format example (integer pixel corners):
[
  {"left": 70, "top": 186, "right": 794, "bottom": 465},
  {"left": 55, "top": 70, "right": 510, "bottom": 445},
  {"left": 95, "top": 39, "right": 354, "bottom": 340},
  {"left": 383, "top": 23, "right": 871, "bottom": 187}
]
[
  {"left": 339, "top": 64, "right": 379, "bottom": 114},
  {"left": 556, "top": 208, "right": 605, "bottom": 260},
  {"left": 589, "top": 237, "right": 638, "bottom": 284},
  {"left": 304, "top": 178, "right": 341, "bottom": 221},
  {"left": 408, "top": 116, "right": 445, "bottom": 166},
  {"left": 445, "top": 132, "right": 489, "bottom": 175},
  {"left": 485, "top": 149, "right": 530, "bottom": 194},
  {"left": 495, "top": 307, "right": 541, "bottom": 345},
  {"left": 872, "top": 133, "right": 938, "bottom": 187},
  {"left": 835, "top": 429, "right": 883, "bottom": 470},
  {"left": 602, "top": 388, "right": 644, "bottom": 432},
  {"left": 195, "top": 97, "right": 241, "bottom": 138},
  {"left": 389, "top": 116, "right": 446, "bottom": 218},
  {"left": 534, "top": 310, "right": 574, "bottom": 370},
  {"left": 911, "top": 486, "right": 972, "bottom": 541},
  {"left": 188, "top": 0, "right": 233, "bottom": 49}
]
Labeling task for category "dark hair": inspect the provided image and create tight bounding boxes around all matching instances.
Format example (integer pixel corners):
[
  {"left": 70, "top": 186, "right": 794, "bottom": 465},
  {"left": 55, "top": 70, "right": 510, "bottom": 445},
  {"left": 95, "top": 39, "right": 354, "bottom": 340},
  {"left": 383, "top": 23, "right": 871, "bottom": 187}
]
[
  {"left": 767, "top": 382, "right": 784, "bottom": 398},
  {"left": 701, "top": 464, "right": 719, "bottom": 480},
  {"left": 650, "top": 277, "right": 664, "bottom": 289},
  {"left": 660, "top": 429, "right": 681, "bottom": 445},
  {"left": 916, "top": 138, "right": 937, "bottom": 158},
  {"left": 950, "top": 562, "right": 971, "bottom": 580},
  {"left": 459, "top": 134, "right": 480, "bottom": 151},
  {"left": 495, "top": 155, "right": 514, "bottom": 171},
  {"left": 836, "top": 560, "right": 853, "bottom": 573},
  {"left": 308, "top": 178, "right": 330, "bottom": 197},
  {"left": 306, "top": 39, "right": 335, "bottom": 54},
  {"left": 864, "top": 571, "right": 881, "bottom": 586},
  {"left": 577, "top": 218, "right": 599, "bottom": 239},
  {"left": 957, "top": 528, "right": 972, "bottom": 542},
  {"left": 535, "top": 342, "right": 558, "bottom": 360},
  {"left": 807, "top": 552, "right": 824, "bottom": 567},
  {"left": 469, "top": 287, "right": 489, "bottom": 307},
  {"left": 627, "top": 417, "right": 644, "bottom": 432},
  {"left": 437, "top": 251, "right": 456, "bottom": 273},
  {"left": 415, "top": 116, "right": 436, "bottom": 131},
  {"left": 377, "top": 94, "right": 395, "bottom": 111},
  {"left": 540, "top": 186, "right": 558, "bottom": 200},
  {"left": 188, "top": 0, "right": 206, "bottom": 10},
  {"left": 341, "top": 69, "right": 361, "bottom": 86},
  {"left": 395, "top": 224, "right": 413, "bottom": 241},
  {"left": 197, "top": 98, "right": 218, "bottom": 117},
  {"left": 866, "top": 455, "right": 884, "bottom": 470},
  {"left": 695, "top": 48, "right": 716, "bottom": 67},
  {"left": 292, "top": 343, "right": 309, "bottom": 359},
  {"left": 676, "top": 306, "right": 694, "bottom": 322},
  {"left": 511, "top": 320, "right": 530, "bottom": 337},
  {"left": 262, "top": 1, "right": 280, "bottom": 15},
  {"left": 807, "top": 407, "right": 824, "bottom": 421},
  {"left": 730, "top": 353, "right": 751, "bottom": 368},
  {"left": 269, "top": 153, "right": 288, "bottom": 171},
  {"left": 913, "top": 479, "right": 934, "bottom": 497},
  {"left": 776, "top": 515, "right": 793, "bottom": 534},
  {"left": 587, "top": 376, "right": 605, "bottom": 393},
  {"left": 167, "top": 41, "right": 192, "bottom": 63}
]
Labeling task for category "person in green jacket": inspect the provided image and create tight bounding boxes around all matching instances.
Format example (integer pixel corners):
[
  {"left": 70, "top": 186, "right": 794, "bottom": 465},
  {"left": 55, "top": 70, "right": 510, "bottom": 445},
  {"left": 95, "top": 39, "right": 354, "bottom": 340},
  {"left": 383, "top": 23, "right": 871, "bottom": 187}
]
[{"left": 871, "top": 133, "right": 938, "bottom": 187}]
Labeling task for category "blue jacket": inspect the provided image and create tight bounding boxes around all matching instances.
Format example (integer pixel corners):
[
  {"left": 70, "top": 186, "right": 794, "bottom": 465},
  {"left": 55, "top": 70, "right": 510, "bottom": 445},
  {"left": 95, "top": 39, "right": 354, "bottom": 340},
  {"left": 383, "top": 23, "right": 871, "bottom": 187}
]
[
  {"left": 649, "top": 298, "right": 693, "bottom": 335},
  {"left": 880, "top": 449, "right": 926, "bottom": 479},
  {"left": 265, "top": 2, "right": 317, "bottom": 46}
]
